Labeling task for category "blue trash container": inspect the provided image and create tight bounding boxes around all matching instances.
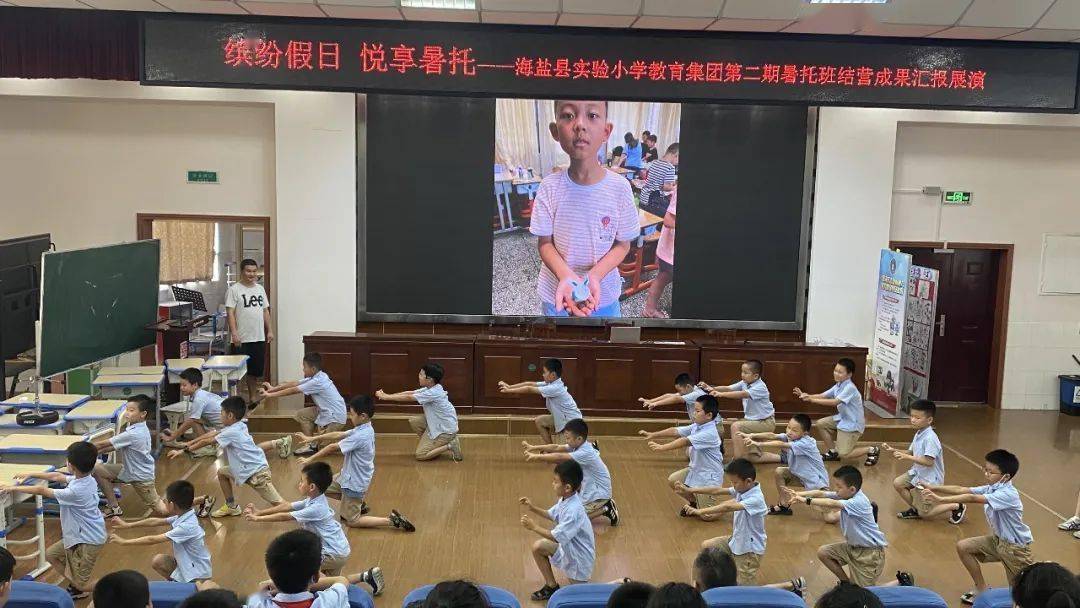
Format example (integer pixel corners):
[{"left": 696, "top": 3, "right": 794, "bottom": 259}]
[{"left": 1060, "top": 375, "right": 1080, "bottom": 416}]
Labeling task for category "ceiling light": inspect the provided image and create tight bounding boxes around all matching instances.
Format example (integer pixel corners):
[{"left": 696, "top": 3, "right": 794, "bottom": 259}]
[{"left": 400, "top": 0, "right": 476, "bottom": 9}]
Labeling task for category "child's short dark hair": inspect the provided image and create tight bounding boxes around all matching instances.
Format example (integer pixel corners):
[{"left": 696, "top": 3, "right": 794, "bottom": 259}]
[
  {"left": 624, "top": 132, "right": 635, "bottom": 145},
  {"left": 674, "top": 373, "right": 694, "bottom": 387},
  {"left": 911, "top": 399, "right": 936, "bottom": 417},
  {"left": 815, "top": 581, "right": 884, "bottom": 608},
  {"left": 348, "top": 395, "right": 376, "bottom": 418},
  {"left": 665, "top": 142, "right": 677, "bottom": 154},
  {"left": 166, "top": 480, "right": 196, "bottom": 510},
  {"left": 792, "top": 413, "right": 812, "bottom": 433},
  {"left": 642, "top": 130, "right": 651, "bottom": 138},
  {"left": 265, "top": 529, "right": 322, "bottom": 594},
  {"left": 179, "top": 367, "right": 204, "bottom": 386},
  {"left": 421, "top": 362, "right": 444, "bottom": 384},
  {"left": 693, "top": 546, "right": 737, "bottom": 591},
  {"left": 66, "top": 441, "right": 98, "bottom": 474},
  {"left": 744, "top": 359, "right": 763, "bottom": 375},
  {"left": 611, "top": 145, "right": 624, "bottom": 157},
  {"left": 422, "top": 580, "right": 491, "bottom": 608},
  {"left": 724, "top": 458, "right": 756, "bottom": 481},
  {"left": 833, "top": 465, "right": 863, "bottom": 490},
  {"left": 696, "top": 394, "right": 719, "bottom": 421},
  {"left": 564, "top": 418, "right": 589, "bottom": 440},
  {"left": 93, "top": 570, "right": 150, "bottom": 608},
  {"left": 544, "top": 358, "right": 563, "bottom": 377},
  {"left": 0, "top": 547, "right": 14, "bottom": 584},
  {"left": 127, "top": 393, "right": 155, "bottom": 415},
  {"left": 303, "top": 352, "right": 323, "bottom": 370},
  {"left": 555, "top": 459, "right": 583, "bottom": 492},
  {"left": 1012, "top": 562, "right": 1080, "bottom": 608},
  {"left": 302, "top": 461, "right": 334, "bottom": 493},
  {"left": 608, "top": 581, "right": 656, "bottom": 608},
  {"left": 648, "top": 135, "right": 658, "bottom": 144},
  {"left": 986, "top": 449, "right": 1020, "bottom": 478},
  {"left": 645, "top": 582, "right": 705, "bottom": 608},
  {"left": 221, "top": 396, "right": 247, "bottom": 421},
  {"left": 837, "top": 358, "right": 856, "bottom": 375},
  {"left": 240, "top": 258, "right": 258, "bottom": 270},
  {"left": 178, "top": 588, "right": 244, "bottom": 608}
]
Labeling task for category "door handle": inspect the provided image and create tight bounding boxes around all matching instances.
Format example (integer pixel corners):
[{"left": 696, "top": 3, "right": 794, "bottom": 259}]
[{"left": 937, "top": 314, "right": 946, "bottom": 337}]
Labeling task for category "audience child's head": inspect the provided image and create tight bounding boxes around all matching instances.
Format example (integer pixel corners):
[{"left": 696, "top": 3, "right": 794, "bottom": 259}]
[
  {"left": 299, "top": 461, "right": 333, "bottom": 498},
  {"left": 909, "top": 399, "right": 936, "bottom": 429},
  {"left": 421, "top": 580, "right": 491, "bottom": 608},
  {"left": 542, "top": 358, "right": 563, "bottom": 382},
  {"left": 642, "top": 130, "right": 651, "bottom": 142},
  {"left": 124, "top": 394, "right": 153, "bottom": 425},
  {"left": 984, "top": 448, "right": 1020, "bottom": 484},
  {"left": 178, "top": 589, "right": 244, "bottom": 608},
  {"left": 674, "top": 373, "right": 696, "bottom": 394},
  {"left": 692, "top": 546, "right": 737, "bottom": 592},
  {"left": 645, "top": 583, "right": 705, "bottom": 608},
  {"left": 552, "top": 459, "right": 583, "bottom": 498},
  {"left": 1013, "top": 562, "right": 1080, "bottom": 608},
  {"left": 547, "top": 100, "right": 611, "bottom": 163},
  {"left": 625, "top": 132, "right": 637, "bottom": 147},
  {"left": 691, "top": 395, "right": 719, "bottom": 425},
  {"left": 723, "top": 458, "right": 756, "bottom": 493},
  {"left": 420, "top": 363, "right": 444, "bottom": 388},
  {"left": 265, "top": 529, "right": 323, "bottom": 594},
  {"left": 164, "top": 479, "right": 196, "bottom": 516},
  {"left": 834, "top": 358, "right": 856, "bottom": 383},
  {"left": 240, "top": 258, "right": 259, "bottom": 282},
  {"left": 564, "top": 418, "right": 591, "bottom": 450},
  {"left": 66, "top": 441, "right": 98, "bottom": 476},
  {"left": 348, "top": 395, "right": 375, "bottom": 425},
  {"left": 740, "top": 359, "right": 763, "bottom": 384},
  {"left": 785, "top": 414, "right": 813, "bottom": 440},
  {"left": 831, "top": 465, "right": 863, "bottom": 500},
  {"left": 664, "top": 143, "right": 679, "bottom": 165},
  {"left": 0, "top": 547, "right": 14, "bottom": 605},
  {"left": 220, "top": 397, "right": 247, "bottom": 426},
  {"left": 815, "top": 582, "right": 884, "bottom": 608},
  {"left": 648, "top": 134, "right": 658, "bottom": 147},
  {"left": 179, "top": 367, "right": 204, "bottom": 397},
  {"left": 608, "top": 581, "right": 656, "bottom": 608},
  {"left": 611, "top": 145, "right": 624, "bottom": 159},
  {"left": 302, "top": 352, "right": 323, "bottom": 378},
  {"left": 92, "top": 570, "right": 150, "bottom": 608}
]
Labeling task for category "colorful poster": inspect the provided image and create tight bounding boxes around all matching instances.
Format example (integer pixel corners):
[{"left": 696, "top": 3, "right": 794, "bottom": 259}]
[
  {"left": 868, "top": 250, "right": 911, "bottom": 416},
  {"left": 900, "top": 265, "right": 939, "bottom": 416}
]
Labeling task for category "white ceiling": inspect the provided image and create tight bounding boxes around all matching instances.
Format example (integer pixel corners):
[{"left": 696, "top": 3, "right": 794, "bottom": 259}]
[{"left": 7, "top": 0, "right": 1080, "bottom": 42}]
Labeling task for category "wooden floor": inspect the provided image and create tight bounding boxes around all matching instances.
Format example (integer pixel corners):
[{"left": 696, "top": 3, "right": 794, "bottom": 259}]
[{"left": 8, "top": 407, "right": 1079, "bottom": 607}]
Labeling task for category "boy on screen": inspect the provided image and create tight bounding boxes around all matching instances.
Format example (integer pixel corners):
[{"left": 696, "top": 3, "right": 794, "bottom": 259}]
[{"left": 530, "top": 100, "right": 638, "bottom": 318}]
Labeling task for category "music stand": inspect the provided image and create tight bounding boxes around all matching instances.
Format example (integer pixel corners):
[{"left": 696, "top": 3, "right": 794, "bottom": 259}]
[{"left": 171, "top": 286, "right": 208, "bottom": 313}]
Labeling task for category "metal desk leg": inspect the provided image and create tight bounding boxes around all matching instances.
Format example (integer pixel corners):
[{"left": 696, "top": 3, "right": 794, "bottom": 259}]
[{"left": 2, "top": 494, "right": 51, "bottom": 579}]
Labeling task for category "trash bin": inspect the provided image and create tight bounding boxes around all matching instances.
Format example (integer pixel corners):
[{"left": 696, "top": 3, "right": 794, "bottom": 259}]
[{"left": 1060, "top": 375, "right": 1080, "bottom": 416}]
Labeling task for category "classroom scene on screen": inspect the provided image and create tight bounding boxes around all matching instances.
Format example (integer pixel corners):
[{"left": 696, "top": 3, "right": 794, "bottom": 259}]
[{"left": 1, "top": 3, "right": 1079, "bottom": 608}]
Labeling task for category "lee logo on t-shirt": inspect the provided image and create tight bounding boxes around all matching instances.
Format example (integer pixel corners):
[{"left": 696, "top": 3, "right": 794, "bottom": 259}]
[{"left": 241, "top": 294, "right": 265, "bottom": 308}]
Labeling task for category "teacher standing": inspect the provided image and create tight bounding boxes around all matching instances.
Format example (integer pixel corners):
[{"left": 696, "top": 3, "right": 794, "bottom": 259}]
[{"left": 225, "top": 258, "right": 273, "bottom": 407}]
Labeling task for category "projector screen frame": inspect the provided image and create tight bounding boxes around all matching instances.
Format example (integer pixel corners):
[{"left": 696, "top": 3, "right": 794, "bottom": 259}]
[{"left": 356, "top": 98, "right": 816, "bottom": 331}]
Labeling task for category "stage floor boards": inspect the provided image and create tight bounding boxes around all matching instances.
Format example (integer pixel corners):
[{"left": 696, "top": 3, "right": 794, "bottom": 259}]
[{"left": 8, "top": 409, "right": 1078, "bottom": 607}]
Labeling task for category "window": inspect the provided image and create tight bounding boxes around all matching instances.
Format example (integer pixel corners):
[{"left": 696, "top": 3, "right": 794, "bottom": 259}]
[{"left": 152, "top": 219, "right": 215, "bottom": 283}]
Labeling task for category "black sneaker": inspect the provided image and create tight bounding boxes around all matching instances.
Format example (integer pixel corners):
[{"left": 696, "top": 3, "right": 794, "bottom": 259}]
[
  {"left": 531, "top": 584, "right": 560, "bottom": 601},
  {"left": 360, "top": 501, "right": 370, "bottom": 515},
  {"left": 292, "top": 444, "right": 318, "bottom": 457},
  {"left": 897, "top": 508, "right": 921, "bottom": 519},
  {"left": 361, "top": 566, "right": 385, "bottom": 596},
  {"left": 822, "top": 449, "right": 840, "bottom": 461},
  {"left": 961, "top": 591, "right": 978, "bottom": 605},
  {"left": 196, "top": 496, "right": 216, "bottom": 519},
  {"left": 67, "top": 586, "right": 90, "bottom": 600},
  {"left": 591, "top": 441, "right": 599, "bottom": 452},
  {"left": 769, "top": 504, "right": 794, "bottom": 516},
  {"left": 606, "top": 500, "right": 620, "bottom": 526},
  {"left": 950, "top": 503, "right": 967, "bottom": 525},
  {"left": 790, "top": 577, "right": 807, "bottom": 597},
  {"left": 389, "top": 509, "right": 415, "bottom": 532},
  {"left": 896, "top": 571, "right": 916, "bottom": 586}
]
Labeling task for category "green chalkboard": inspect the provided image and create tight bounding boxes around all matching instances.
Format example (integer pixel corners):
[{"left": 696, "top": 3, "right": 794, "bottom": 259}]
[{"left": 39, "top": 240, "right": 160, "bottom": 378}]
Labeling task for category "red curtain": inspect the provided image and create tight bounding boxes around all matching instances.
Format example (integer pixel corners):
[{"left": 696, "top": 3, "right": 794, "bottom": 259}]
[{"left": 0, "top": 8, "right": 139, "bottom": 81}]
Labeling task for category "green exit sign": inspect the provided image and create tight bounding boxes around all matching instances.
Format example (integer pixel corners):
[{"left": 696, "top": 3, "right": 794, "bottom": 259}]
[
  {"left": 942, "top": 190, "right": 972, "bottom": 205},
  {"left": 187, "top": 170, "right": 219, "bottom": 184}
]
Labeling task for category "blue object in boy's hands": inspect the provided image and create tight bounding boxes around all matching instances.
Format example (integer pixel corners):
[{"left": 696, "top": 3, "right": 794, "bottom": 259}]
[{"left": 570, "top": 277, "right": 591, "bottom": 305}]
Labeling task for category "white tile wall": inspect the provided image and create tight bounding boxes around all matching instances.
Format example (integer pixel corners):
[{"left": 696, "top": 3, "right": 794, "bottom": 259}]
[{"left": 1002, "top": 321, "right": 1080, "bottom": 410}]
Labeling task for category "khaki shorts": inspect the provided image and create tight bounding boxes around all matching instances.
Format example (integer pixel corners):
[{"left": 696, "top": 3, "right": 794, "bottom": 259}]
[
  {"left": 321, "top": 554, "right": 349, "bottom": 577},
  {"left": 46, "top": 541, "right": 103, "bottom": 588},
  {"left": 294, "top": 406, "right": 347, "bottom": 435},
  {"left": 710, "top": 536, "right": 762, "bottom": 586},
  {"left": 967, "top": 535, "right": 1034, "bottom": 583},
  {"left": 668, "top": 468, "right": 720, "bottom": 509},
  {"left": 816, "top": 416, "right": 862, "bottom": 457},
  {"left": 894, "top": 473, "right": 933, "bottom": 516},
  {"left": 328, "top": 480, "right": 366, "bottom": 524},
  {"left": 821, "top": 542, "right": 886, "bottom": 586},
  {"left": 219, "top": 466, "right": 283, "bottom": 505},
  {"left": 736, "top": 417, "right": 775, "bottom": 455},
  {"left": 98, "top": 463, "right": 161, "bottom": 513},
  {"left": 536, "top": 415, "right": 568, "bottom": 444},
  {"left": 410, "top": 416, "right": 456, "bottom": 460},
  {"left": 776, "top": 467, "right": 805, "bottom": 488}
]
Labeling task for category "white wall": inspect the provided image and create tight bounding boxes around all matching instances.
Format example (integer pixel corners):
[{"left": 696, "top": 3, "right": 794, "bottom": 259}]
[
  {"left": 0, "top": 80, "right": 356, "bottom": 381},
  {"left": 809, "top": 107, "right": 1080, "bottom": 409}
]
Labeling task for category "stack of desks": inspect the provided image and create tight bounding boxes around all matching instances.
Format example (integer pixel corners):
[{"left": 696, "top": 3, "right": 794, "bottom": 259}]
[{"left": 0, "top": 463, "right": 54, "bottom": 578}]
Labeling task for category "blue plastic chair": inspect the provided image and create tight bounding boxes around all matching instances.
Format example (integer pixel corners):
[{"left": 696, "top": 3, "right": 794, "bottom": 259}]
[
  {"left": 402, "top": 584, "right": 521, "bottom": 608},
  {"left": 7, "top": 581, "right": 75, "bottom": 608},
  {"left": 702, "top": 586, "right": 807, "bottom": 608},
  {"left": 149, "top": 581, "right": 198, "bottom": 608},
  {"left": 546, "top": 583, "right": 617, "bottom": 608},
  {"left": 972, "top": 588, "right": 1013, "bottom": 608},
  {"left": 868, "top": 586, "right": 948, "bottom": 608}
]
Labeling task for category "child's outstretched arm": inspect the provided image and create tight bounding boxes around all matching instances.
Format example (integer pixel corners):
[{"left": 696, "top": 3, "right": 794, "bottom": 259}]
[
  {"left": 518, "top": 497, "right": 554, "bottom": 521},
  {"left": 647, "top": 437, "right": 691, "bottom": 453},
  {"left": 641, "top": 394, "right": 685, "bottom": 410},
  {"left": 375, "top": 389, "right": 417, "bottom": 403},
  {"left": 686, "top": 499, "right": 742, "bottom": 518}
]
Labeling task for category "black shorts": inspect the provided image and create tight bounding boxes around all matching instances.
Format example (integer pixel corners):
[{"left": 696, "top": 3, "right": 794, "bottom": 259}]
[{"left": 232, "top": 341, "right": 266, "bottom": 378}]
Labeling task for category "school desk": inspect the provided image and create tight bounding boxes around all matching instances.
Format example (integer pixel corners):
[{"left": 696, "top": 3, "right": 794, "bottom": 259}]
[
  {"left": 1, "top": 393, "right": 90, "bottom": 414},
  {"left": 0, "top": 414, "right": 65, "bottom": 437},
  {"left": 0, "top": 434, "right": 107, "bottom": 466},
  {"left": 203, "top": 355, "right": 248, "bottom": 396},
  {"left": 0, "top": 463, "right": 54, "bottom": 578},
  {"left": 165, "top": 358, "right": 207, "bottom": 386},
  {"left": 494, "top": 171, "right": 517, "bottom": 233},
  {"left": 63, "top": 400, "right": 127, "bottom": 435},
  {"left": 97, "top": 365, "right": 165, "bottom": 376}
]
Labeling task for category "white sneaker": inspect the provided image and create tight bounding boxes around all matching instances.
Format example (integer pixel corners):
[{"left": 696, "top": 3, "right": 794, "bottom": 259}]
[{"left": 1058, "top": 516, "right": 1080, "bottom": 531}]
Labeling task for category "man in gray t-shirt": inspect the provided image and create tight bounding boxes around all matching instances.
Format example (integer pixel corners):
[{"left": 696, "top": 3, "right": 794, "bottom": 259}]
[{"left": 225, "top": 259, "right": 273, "bottom": 405}]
